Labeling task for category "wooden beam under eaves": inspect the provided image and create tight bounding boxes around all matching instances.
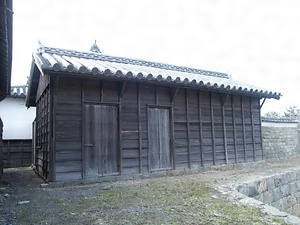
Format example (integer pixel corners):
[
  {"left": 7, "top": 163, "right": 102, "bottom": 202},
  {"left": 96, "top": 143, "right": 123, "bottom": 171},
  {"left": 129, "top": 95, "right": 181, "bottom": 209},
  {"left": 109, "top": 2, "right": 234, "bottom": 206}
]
[
  {"left": 220, "top": 92, "right": 229, "bottom": 106},
  {"left": 171, "top": 87, "right": 179, "bottom": 103},
  {"left": 259, "top": 98, "right": 267, "bottom": 110},
  {"left": 118, "top": 81, "right": 126, "bottom": 100}
]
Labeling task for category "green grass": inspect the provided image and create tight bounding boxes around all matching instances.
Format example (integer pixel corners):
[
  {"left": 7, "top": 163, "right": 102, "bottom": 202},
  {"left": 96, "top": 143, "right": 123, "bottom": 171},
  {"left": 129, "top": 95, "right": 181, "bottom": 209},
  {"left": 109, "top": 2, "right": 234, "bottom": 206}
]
[{"left": 15, "top": 180, "right": 289, "bottom": 225}]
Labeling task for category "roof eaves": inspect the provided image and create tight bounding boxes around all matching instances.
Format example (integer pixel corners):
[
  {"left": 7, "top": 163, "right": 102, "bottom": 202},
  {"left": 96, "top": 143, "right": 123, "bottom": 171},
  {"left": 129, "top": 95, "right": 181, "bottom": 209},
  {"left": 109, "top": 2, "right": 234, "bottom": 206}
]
[
  {"left": 44, "top": 67, "right": 281, "bottom": 100},
  {"left": 25, "top": 60, "right": 40, "bottom": 107},
  {"left": 31, "top": 46, "right": 282, "bottom": 100}
]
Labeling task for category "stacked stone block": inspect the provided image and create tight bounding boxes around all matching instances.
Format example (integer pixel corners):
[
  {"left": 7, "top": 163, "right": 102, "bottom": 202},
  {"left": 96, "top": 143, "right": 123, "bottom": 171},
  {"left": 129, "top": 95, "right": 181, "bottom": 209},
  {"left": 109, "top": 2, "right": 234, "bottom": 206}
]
[
  {"left": 238, "top": 170, "right": 300, "bottom": 217},
  {"left": 262, "top": 122, "right": 300, "bottom": 160}
]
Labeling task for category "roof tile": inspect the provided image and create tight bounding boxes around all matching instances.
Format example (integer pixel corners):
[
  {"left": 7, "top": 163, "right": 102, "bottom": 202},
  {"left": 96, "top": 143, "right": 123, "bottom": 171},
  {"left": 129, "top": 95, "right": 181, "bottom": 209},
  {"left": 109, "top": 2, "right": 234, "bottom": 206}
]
[
  {"left": 10, "top": 85, "right": 27, "bottom": 98},
  {"left": 32, "top": 46, "right": 281, "bottom": 99}
]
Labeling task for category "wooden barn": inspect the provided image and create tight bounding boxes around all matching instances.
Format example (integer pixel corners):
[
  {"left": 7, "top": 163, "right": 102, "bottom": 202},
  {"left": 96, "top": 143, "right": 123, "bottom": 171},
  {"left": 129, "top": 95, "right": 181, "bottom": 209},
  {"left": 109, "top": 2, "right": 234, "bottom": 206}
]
[{"left": 26, "top": 44, "right": 281, "bottom": 182}]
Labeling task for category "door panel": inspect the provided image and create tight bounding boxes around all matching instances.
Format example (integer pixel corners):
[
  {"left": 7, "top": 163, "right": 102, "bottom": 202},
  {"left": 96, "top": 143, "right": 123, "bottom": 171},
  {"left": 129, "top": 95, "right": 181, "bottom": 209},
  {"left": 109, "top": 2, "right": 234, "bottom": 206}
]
[
  {"left": 148, "top": 108, "right": 171, "bottom": 171},
  {"left": 84, "top": 104, "right": 118, "bottom": 178}
]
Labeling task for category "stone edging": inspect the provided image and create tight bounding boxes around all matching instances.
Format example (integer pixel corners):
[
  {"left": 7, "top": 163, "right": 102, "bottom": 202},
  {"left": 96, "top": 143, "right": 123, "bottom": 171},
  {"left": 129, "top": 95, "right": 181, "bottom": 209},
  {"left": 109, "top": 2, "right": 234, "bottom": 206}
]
[{"left": 216, "top": 172, "right": 300, "bottom": 225}]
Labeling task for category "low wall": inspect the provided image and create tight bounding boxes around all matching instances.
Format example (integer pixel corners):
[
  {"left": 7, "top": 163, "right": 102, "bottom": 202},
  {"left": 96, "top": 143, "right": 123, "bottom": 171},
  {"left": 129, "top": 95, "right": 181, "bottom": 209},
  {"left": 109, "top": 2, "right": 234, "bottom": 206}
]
[
  {"left": 0, "top": 118, "right": 3, "bottom": 179},
  {"left": 2, "top": 140, "right": 32, "bottom": 168},
  {"left": 237, "top": 169, "right": 300, "bottom": 217},
  {"left": 262, "top": 117, "right": 300, "bottom": 160}
]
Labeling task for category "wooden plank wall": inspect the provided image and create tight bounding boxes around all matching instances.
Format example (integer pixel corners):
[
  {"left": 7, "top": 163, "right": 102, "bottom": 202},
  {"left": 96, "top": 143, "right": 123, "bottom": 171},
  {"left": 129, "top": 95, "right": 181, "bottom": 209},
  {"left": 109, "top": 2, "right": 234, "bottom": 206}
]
[
  {"left": 52, "top": 76, "right": 263, "bottom": 181},
  {"left": 2, "top": 140, "right": 32, "bottom": 168},
  {"left": 35, "top": 86, "right": 50, "bottom": 179},
  {"left": 55, "top": 77, "right": 82, "bottom": 181}
]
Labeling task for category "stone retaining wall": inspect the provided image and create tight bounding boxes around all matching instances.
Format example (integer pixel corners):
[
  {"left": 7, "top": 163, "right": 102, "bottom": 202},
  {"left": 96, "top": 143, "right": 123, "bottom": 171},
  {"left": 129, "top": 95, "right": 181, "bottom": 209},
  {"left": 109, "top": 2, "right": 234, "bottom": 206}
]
[
  {"left": 238, "top": 169, "right": 300, "bottom": 217},
  {"left": 262, "top": 118, "right": 300, "bottom": 160}
]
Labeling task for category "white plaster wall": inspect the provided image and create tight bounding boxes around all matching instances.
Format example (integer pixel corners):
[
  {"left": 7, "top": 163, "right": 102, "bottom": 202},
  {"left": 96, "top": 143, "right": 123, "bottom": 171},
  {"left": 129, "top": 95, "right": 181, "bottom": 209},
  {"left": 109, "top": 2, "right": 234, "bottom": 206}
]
[{"left": 0, "top": 97, "right": 36, "bottom": 139}]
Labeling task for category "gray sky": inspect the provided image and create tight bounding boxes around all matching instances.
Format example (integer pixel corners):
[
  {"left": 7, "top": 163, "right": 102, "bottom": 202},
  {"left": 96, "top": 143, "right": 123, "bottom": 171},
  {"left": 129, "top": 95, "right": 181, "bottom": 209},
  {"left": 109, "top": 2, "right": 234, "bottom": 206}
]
[{"left": 12, "top": 0, "right": 300, "bottom": 114}]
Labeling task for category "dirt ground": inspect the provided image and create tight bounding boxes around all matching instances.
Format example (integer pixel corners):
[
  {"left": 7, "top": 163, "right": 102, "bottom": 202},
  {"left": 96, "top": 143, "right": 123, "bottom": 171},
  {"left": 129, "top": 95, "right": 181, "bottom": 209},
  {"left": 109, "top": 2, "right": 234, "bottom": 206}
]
[{"left": 1, "top": 158, "right": 300, "bottom": 225}]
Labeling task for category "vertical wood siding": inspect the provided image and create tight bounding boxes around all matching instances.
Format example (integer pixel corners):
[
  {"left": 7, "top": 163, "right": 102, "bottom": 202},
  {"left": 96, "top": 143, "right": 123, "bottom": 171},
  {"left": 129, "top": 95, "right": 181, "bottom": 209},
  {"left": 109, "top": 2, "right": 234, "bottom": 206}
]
[
  {"left": 55, "top": 77, "right": 82, "bottom": 181},
  {"left": 3, "top": 140, "right": 32, "bottom": 168},
  {"left": 35, "top": 86, "right": 50, "bottom": 179},
  {"left": 148, "top": 107, "right": 171, "bottom": 171},
  {"left": 83, "top": 104, "right": 118, "bottom": 178},
  {"left": 46, "top": 76, "right": 263, "bottom": 181}
]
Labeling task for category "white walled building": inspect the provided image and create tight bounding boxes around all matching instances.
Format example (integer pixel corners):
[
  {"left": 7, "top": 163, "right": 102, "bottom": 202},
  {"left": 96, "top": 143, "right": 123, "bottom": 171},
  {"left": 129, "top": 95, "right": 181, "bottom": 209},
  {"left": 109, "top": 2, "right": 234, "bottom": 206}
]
[{"left": 0, "top": 86, "right": 36, "bottom": 167}]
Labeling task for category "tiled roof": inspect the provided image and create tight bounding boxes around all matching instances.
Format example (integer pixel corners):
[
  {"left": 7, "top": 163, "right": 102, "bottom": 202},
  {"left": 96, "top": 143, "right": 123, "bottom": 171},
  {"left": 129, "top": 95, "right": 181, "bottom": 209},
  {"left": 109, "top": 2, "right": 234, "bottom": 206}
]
[
  {"left": 261, "top": 116, "right": 299, "bottom": 123},
  {"left": 10, "top": 85, "right": 27, "bottom": 98},
  {"left": 31, "top": 45, "right": 281, "bottom": 100}
]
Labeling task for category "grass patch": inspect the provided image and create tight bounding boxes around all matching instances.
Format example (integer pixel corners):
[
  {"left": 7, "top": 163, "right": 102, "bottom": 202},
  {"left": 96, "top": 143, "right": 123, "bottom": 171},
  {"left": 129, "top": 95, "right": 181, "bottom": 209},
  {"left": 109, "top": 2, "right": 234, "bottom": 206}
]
[{"left": 15, "top": 179, "right": 290, "bottom": 224}]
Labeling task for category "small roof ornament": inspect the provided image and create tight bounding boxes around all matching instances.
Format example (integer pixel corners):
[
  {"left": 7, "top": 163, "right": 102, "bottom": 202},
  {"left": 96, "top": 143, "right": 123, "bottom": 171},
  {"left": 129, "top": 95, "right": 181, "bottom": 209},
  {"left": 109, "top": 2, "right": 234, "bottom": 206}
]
[
  {"left": 38, "top": 40, "right": 46, "bottom": 53},
  {"left": 90, "top": 40, "right": 101, "bottom": 53}
]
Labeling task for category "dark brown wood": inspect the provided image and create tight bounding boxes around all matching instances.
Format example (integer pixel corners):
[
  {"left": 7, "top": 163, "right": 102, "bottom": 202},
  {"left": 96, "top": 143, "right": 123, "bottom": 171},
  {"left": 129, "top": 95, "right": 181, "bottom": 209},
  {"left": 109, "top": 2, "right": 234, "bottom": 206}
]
[
  {"left": 148, "top": 107, "right": 171, "bottom": 171},
  {"left": 83, "top": 104, "right": 93, "bottom": 178},
  {"left": 83, "top": 101, "right": 120, "bottom": 105},
  {"left": 32, "top": 71, "right": 266, "bottom": 181},
  {"left": 148, "top": 104, "right": 172, "bottom": 109},
  {"left": 2, "top": 140, "right": 32, "bottom": 168},
  {"left": 155, "top": 85, "right": 158, "bottom": 105},
  {"left": 210, "top": 93, "right": 216, "bottom": 165},
  {"left": 170, "top": 106, "right": 175, "bottom": 170},
  {"left": 171, "top": 87, "right": 179, "bottom": 102},
  {"left": 36, "top": 74, "right": 51, "bottom": 102},
  {"left": 35, "top": 85, "right": 51, "bottom": 180},
  {"left": 250, "top": 97, "right": 256, "bottom": 161},
  {"left": 241, "top": 96, "right": 247, "bottom": 162},
  {"left": 99, "top": 81, "right": 103, "bottom": 102},
  {"left": 137, "top": 84, "right": 142, "bottom": 173},
  {"left": 118, "top": 81, "right": 126, "bottom": 99},
  {"left": 185, "top": 89, "right": 191, "bottom": 168},
  {"left": 258, "top": 100, "right": 264, "bottom": 160},
  {"left": 32, "top": 120, "right": 36, "bottom": 166},
  {"left": 220, "top": 93, "right": 229, "bottom": 106},
  {"left": 81, "top": 80, "right": 85, "bottom": 178},
  {"left": 198, "top": 91, "right": 204, "bottom": 167},
  {"left": 221, "top": 96, "right": 228, "bottom": 164},
  {"left": 54, "top": 77, "right": 82, "bottom": 181},
  {"left": 50, "top": 76, "right": 58, "bottom": 181},
  {"left": 231, "top": 95, "right": 238, "bottom": 163},
  {"left": 83, "top": 104, "right": 118, "bottom": 178},
  {"left": 259, "top": 98, "right": 266, "bottom": 109},
  {"left": 118, "top": 104, "right": 122, "bottom": 174},
  {"left": 118, "top": 82, "right": 125, "bottom": 175},
  {"left": 170, "top": 87, "right": 177, "bottom": 170},
  {"left": 20, "top": 140, "right": 23, "bottom": 165},
  {"left": 7, "top": 140, "right": 10, "bottom": 167}
]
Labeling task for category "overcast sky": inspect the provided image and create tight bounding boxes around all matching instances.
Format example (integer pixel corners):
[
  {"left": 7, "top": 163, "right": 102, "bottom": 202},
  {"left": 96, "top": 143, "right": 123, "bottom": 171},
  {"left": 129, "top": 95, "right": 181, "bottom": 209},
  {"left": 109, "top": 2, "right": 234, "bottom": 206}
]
[{"left": 12, "top": 0, "right": 300, "bottom": 114}]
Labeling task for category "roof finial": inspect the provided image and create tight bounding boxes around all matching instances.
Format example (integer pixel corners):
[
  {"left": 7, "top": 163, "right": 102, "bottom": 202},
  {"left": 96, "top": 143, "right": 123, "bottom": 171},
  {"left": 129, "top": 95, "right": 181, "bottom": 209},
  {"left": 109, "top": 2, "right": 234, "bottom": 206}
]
[
  {"left": 38, "top": 40, "right": 45, "bottom": 54},
  {"left": 90, "top": 40, "right": 101, "bottom": 53}
]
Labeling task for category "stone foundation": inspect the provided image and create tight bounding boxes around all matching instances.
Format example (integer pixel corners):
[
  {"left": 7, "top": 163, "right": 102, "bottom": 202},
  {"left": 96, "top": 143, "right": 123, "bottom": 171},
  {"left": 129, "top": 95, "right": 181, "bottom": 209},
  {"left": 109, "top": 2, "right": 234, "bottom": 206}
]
[{"left": 238, "top": 169, "right": 300, "bottom": 217}]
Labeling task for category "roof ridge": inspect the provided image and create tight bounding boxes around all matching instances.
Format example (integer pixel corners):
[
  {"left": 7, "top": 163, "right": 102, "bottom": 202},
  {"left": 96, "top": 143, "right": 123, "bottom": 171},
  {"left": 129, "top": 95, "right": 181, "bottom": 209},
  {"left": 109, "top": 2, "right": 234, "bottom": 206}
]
[
  {"left": 11, "top": 85, "right": 27, "bottom": 88},
  {"left": 38, "top": 46, "right": 229, "bottom": 79}
]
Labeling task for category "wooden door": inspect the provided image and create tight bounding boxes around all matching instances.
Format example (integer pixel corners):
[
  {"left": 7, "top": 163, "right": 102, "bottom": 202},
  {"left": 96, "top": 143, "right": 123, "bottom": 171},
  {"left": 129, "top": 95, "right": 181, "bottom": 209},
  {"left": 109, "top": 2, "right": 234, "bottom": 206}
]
[
  {"left": 84, "top": 104, "right": 118, "bottom": 178},
  {"left": 148, "top": 108, "right": 171, "bottom": 171}
]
